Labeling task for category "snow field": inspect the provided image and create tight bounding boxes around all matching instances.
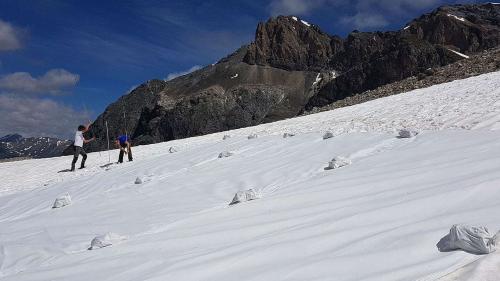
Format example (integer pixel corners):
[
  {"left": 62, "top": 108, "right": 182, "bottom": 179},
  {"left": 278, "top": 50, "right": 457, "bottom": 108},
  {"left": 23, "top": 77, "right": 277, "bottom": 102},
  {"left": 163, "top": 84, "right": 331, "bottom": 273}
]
[{"left": 1, "top": 71, "right": 500, "bottom": 280}]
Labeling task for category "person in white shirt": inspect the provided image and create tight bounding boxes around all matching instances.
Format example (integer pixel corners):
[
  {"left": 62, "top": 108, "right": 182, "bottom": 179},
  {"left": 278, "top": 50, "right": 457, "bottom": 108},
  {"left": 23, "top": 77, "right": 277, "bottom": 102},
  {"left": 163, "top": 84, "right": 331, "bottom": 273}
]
[{"left": 71, "top": 122, "right": 95, "bottom": 171}]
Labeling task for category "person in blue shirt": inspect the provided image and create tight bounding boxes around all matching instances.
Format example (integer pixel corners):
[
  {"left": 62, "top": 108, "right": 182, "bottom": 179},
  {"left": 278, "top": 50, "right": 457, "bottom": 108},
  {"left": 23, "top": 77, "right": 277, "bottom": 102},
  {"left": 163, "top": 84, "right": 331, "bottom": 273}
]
[{"left": 115, "top": 134, "right": 133, "bottom": 163}]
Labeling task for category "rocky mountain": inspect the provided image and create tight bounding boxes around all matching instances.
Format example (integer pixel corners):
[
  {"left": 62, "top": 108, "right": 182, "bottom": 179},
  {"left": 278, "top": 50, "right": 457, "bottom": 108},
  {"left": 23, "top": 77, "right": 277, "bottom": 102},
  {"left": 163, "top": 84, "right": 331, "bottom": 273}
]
[
  {"left": 86, "top": 3, "right": 500, "bottom": 151},
  {"left": 306, "top": 47, "right": 500, "bottom": 114},
  {"left": 0, "top": 134, "right": 72, "bottom": 160}
]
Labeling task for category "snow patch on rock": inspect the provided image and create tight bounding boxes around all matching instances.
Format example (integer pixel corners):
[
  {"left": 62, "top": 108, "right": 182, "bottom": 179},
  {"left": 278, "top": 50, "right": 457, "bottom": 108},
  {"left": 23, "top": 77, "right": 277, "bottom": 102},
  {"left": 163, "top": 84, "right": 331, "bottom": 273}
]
[
  {"left": 312, "top": 73, "right": 322, "bottom": 86},
  {"left": 447, "top": 14, "right": 466, "bottom": 22},
  {"left": 447, "top": 48, "right": 470, "bottom": 59}
]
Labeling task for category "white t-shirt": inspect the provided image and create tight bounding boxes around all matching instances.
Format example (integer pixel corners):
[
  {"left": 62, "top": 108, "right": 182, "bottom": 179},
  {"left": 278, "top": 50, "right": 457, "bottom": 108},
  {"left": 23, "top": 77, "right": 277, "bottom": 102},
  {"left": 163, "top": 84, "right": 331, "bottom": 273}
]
[{"left": 74, "top": 131, "right": 84, "bottom": 147}]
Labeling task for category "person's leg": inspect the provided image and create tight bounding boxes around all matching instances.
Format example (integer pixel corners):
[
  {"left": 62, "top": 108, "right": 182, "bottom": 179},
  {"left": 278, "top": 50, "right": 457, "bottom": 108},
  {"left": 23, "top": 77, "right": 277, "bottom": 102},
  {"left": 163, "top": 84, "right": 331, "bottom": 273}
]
[
  {"left": 71, "top": 147, "right": 80, "bottom": 171},
  {"left": 127, "top": 144, "right": 133, "bottom": 161},
  {"left": 80, "top": 148, "right": 87, "bottom": 168},
  {"left": 118, "top": 144, "right": 124, "bottom": 163}
]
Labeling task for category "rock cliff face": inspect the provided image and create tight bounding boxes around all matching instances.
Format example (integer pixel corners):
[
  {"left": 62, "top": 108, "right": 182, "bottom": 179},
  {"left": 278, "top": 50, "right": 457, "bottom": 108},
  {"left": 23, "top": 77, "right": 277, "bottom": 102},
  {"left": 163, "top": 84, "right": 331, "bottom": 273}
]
[
  {"left": 86, "top": 79, "right": 165, "bottom": 151},
  {"left": 244, "top": 16, "right": 336, "bottom": 71},
  {"left": 86, "top": 3, "right": 500, "bottom": 151},
  {"left": 86, "top": 47, "right": 321, "bottom": 149},
  {"left": 244, "top": 4, "right": 500, "bottom": 108},
  {"left": 405, "top": 3, "right": 500, "bottom": 52}
]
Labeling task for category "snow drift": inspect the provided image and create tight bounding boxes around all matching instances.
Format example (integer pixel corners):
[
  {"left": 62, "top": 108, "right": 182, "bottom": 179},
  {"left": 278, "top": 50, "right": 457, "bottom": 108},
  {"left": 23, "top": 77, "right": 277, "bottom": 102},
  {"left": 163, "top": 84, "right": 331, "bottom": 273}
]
[
  {"left": 218, "top": 151, "right": 234, "bottom": 158},
  {"left": 88, "top": 233, "right": 125, "bottom": 250},
  {"left": 52, "top": 194, "right": 71, "bottom": 209},
  {"left": 326, "top": 156, "right": 352, "bottom": 170},
  {"left": 229, "top": 189, "right": 261, "bottom": 205}
]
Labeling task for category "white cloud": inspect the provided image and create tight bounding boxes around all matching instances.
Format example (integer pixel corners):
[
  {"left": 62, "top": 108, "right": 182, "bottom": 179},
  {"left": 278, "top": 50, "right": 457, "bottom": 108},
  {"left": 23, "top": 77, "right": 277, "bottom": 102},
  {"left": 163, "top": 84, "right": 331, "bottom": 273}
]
[
  {"left": 0, "top": 19, "right": 24, "bottom": 51},
  {"left": 341, "top": 0, "right": 445, "bottom": 30},
  {"left": 126, "top": 84, "right": 139, "bottom": 94},
  {"left": 340, "top": 12, "right": 390, "bottom": 29},
  {"left": 359, "top": 0, "right": 443, "bottom": 15},
  {"left": 0, "top": 95, "right": 87, "bottom": 139},
  {"left": 269, "top": 0, "right": 447, "bottom": 30},
  {"left": 0, "top": 69, "right": 80, "bottom": 95},
  {"left": 268, "top": 0, "right": 325, "bottom": 16},
  {"left": 165, "top": 65, "right": 202, "bottom": 81}
]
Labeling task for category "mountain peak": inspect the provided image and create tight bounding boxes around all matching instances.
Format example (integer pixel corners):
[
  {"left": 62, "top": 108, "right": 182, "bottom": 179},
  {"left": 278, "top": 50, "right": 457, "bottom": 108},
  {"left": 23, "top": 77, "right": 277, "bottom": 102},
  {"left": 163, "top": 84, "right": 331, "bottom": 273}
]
[
  {"left": 243, "top": 14, "right": 334, "bottom": 71},
  {"left": 85, "top": 2, "right": 500, "bottom": 151},
  {"left": 404, "top": 2, "right": 500, "bottom": 53},
  {"left": 0, "top": 134, "right": 23, "bottom": 143}
]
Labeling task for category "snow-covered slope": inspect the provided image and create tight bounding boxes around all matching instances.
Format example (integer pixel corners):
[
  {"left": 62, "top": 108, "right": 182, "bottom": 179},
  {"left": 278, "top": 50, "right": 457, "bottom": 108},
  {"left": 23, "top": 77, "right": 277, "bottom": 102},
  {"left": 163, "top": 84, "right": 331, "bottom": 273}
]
[{"left": 1, "top": 72, "right": 500, "bottom": 281}]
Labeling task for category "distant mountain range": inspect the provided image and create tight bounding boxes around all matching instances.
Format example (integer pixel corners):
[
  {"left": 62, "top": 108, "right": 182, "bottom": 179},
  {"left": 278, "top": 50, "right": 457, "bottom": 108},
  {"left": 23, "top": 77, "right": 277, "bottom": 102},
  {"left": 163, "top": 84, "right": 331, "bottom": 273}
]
[{"left": 0, "top": 134, "right": 72, "bottom": 160}]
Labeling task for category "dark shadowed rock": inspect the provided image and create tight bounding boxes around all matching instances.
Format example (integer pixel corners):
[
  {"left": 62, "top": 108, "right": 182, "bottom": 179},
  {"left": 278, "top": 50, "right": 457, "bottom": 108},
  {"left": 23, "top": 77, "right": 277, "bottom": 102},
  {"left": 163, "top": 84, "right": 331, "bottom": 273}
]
[
  {"left": 244, "top": 16, "right": 336, "bottom": 71},
  {"left": 404, "top": 4, "right": 500, "bottom": 53}
]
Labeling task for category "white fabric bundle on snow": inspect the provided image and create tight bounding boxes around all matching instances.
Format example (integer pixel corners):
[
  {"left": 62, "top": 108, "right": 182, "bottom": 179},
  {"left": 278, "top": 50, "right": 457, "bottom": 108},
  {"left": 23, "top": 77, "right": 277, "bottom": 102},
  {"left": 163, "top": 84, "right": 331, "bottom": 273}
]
[
  {"left": 52, "top": 194, "right": 72, "bottom": 209},
  {"left": 437, "top": 224, "right": 498, "bottom": 255},
  {"left": 398, "top": 129, "right": 419, "bottom": 138},
  {"left": 88, "top": 233, "right": 125, "bottom": 250},
  {"left": 230, "top": 189, "right": 261, "bottom": 205},
  {"left": 323, "top": 131, "right": 334, "bottom": 139},
  {"left": 327, "top": 156, "right": 351, "bottom": 170},
  {"left": 218, "top": 151, "right": 234, "bottom": 158},
  {"left": 248, "top": 134, "right": 258, "bottom": 139}
]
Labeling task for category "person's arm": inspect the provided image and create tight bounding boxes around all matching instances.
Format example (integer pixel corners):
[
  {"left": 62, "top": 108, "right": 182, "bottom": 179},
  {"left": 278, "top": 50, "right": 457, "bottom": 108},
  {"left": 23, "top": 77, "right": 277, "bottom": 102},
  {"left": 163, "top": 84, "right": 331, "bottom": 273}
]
[
  {"left": 83, "top": 121, "right": 92, "bottom": 133},
  {"left": 83, "top": 136, "right": 96, "bottom": 143}
]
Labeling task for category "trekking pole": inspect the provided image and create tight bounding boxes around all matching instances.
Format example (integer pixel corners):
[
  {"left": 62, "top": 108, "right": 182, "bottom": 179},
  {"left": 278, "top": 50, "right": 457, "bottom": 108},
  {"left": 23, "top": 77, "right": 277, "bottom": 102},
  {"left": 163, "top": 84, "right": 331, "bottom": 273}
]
[
  {"left": 105, "top": 121, "right": 110, "bottom": 163},
  {"left": 122, "top": 104, "right": 129, "bottom": 140},
  {"left": 83, "top": 104, "right": 101, "bottom": 157}
]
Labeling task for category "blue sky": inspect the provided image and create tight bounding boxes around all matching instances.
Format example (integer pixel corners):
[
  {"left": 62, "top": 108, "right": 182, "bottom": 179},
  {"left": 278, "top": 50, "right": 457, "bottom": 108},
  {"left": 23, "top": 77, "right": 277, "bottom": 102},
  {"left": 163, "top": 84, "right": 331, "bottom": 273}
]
[{"left": 0, "top": 0, "right": 486, "bottom": 139}]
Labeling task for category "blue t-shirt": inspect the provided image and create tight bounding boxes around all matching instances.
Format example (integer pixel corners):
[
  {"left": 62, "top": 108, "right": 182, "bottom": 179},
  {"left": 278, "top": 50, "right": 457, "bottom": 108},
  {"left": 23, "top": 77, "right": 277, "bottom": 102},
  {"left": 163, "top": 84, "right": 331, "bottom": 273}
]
[{"left": 118, "top": 135, "right": 129, "bottom": 145}]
